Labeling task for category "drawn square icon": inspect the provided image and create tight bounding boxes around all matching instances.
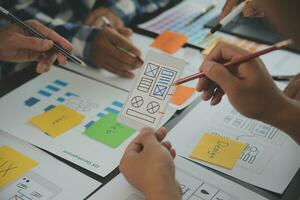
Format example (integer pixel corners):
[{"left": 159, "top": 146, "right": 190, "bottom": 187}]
[
  {"left": 151, "top": 85, "right": 168, "bottom": 100},
  {"left": 144, "top": 63, "right": 159, "bottom": 78}
]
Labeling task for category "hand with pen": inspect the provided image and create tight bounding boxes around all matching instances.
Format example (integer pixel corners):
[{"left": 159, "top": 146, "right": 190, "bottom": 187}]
[
  {"left": 0, "top": 20, "right": 73, "bottom": 73},
  {"left": 196, "top": 42, "right": 300, "bottom": 143},
  {"left": 90, "top": 26, "right": 142, "bottom": 78},
  {"left": 220, "top": 0, "right": 264, "bottom": 19},
  {"left": 196, "top": 42, "right": 284, "bottom": 119}
]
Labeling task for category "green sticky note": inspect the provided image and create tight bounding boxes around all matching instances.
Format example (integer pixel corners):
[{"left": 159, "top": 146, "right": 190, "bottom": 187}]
[{"left": 84, "top": 113, "right": 135, "bottom": 148}]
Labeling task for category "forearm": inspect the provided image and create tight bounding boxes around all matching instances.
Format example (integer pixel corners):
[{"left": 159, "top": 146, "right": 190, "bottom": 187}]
[
  {"left": 145, "top": 179, "right": 181, "bottom": 200},
  {"left": 265, "top": 96, "right": 300, "bottom": 144}
]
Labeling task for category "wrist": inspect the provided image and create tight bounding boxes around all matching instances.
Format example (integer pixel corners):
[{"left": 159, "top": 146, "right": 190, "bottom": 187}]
[
  {"left": 262, "top": 94, "right": 300, "bottom": 143},
  {"left": 145, "top": 178, "right": 181, "bottom": 200}
]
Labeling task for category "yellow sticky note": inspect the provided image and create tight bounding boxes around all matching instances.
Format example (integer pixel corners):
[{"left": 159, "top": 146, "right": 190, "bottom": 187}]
[
  {"left": 201, "top": 36, "right": 219, "bottom": 56},
  {"left": 30, "top": 105, "right": 85, "bottom": 137},
  {"left": 190, "top": 133, "right": 246, "bottom": 169},
  {"left": 0, "top": 146, "right": 38, "bottom": 188}
]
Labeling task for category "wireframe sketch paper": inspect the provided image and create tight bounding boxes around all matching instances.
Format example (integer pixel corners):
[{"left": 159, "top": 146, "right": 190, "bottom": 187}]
[
  {"left": 89, "top": 156, "right": 267, "bottom": 200},
  {"left": 166, "top": 97, "right": 300, "bottom": 193},
  {"left": 118, "top": 50, "right": 185, "bottom": 130},
  {"left": 0, "top": 131, "right": 100, "bottom": 199}
]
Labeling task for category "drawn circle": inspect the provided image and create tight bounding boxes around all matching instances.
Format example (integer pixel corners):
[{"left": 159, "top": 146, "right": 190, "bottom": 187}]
[
  {"left": 131, "top": 96, "right": 144, "bottom": 108},
  {"left": 147, "top": 101, "right": 160, "bottom": 114}
]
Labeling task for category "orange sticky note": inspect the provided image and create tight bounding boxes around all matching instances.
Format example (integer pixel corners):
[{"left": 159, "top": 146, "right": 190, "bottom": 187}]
[
  {"left": 151, "top": 31, "right": 188, "bottom": 54},
  {"left": 190, "top": 133, "right": 246, "bottom": 170},
  {"left": 171, "top": 85, "right": 195, "bottom": 106}
]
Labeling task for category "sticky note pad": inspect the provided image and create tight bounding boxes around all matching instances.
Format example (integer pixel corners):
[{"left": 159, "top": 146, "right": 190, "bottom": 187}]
[
  {"left": 84, "top": 113, "right": 135, "bottom": 148},
  {"left": 0, "top": 146, "right": 38, "bottom": 188},
  {"left": 151, "top": 31, "right": 188, "bottom": 54},
  {"left": 30, "top": 105, "right": 85, "bottom": 137},
  {"left": 190, "top": 133, "right": 246, "bottom": 169},
  {"left": 200, "top": 35, "right": 219, "bottom": 56},
  {"left": 171, "top": 85, "right": 195, "bottom": 106}
]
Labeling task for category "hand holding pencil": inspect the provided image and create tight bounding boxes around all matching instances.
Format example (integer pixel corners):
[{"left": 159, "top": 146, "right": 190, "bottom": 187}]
[{"left": 195, "top": 42, "right": 288, "bottom": 121}]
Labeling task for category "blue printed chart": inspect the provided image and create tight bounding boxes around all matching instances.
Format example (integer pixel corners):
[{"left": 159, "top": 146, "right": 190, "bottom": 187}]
[{"left": 0, "top": 67, "right": 137, "bottom": 176}]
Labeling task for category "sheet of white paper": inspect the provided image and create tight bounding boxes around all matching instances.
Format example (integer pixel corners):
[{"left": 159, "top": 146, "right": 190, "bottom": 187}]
[
  {"left": 118, "top": 51, "right": 185, "bottom": 130},
  {"left": 261, "top": 49, "right": 300, "bottom": 76},
  {"left": 0, "top": 131, "right": 100, "bottom": 199},
  {"left": 89, "top": 156, "right": 267, "bottom": 200},
  {"left": 166, "top": 97, "right": 300, "bottom": 193},
  {"left": 0, "top": 67, "right": 132, "bottom": 176}
]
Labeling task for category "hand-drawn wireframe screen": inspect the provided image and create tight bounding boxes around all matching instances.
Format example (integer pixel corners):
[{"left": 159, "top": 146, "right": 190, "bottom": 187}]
[{"left": 118, "top": 50, "right": 185, "bottom": 130}]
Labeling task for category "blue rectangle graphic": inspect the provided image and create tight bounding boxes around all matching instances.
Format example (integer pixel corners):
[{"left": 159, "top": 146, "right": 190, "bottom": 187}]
[
  {"left": 54, "top": 80, "right": 67, "bottom": 87},
  {"left": 57, "top": 97, "right": 65, "bottom": 103},
  {"left": 105, "top": 107, "right": 119, "bottom": 114},
  {"left": 65, "top": 92, "right": 78, "bottom": 97},
  {"left": 38, "top": 90, "right": 52, "bottom": 97},
  {"left": 97, "top": 112, "right": 106, "bottom": 118},
  {"left": 112, "top": 101, "right": 124, "bottom": 108},
  {"left": 85, "top": 121, "right": 95, "bottom": 128},
  {"left": 46, "top": 85, "right": 60, "bottom": 92},
  {"left": 44, "top": 105, "right": 56, "bottom": 112},
  {"left": 25, "top": 97, "right": 40, "bottom": 107}
]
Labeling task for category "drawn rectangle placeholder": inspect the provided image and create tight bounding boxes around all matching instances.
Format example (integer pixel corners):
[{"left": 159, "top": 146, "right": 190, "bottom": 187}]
[
  {"left": 137, "top": 77, "right": 153, "bottom": 93},
  {"left": 126, "top": 109, "right": 155, "bottom": 123}
]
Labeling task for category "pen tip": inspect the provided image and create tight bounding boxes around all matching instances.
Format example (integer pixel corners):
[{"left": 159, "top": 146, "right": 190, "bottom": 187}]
[
  {"left": 204, "top": 32, "right": 212, "bottom": 39},
  {"left": 81, "top": 62, "right": 87, "bottom": 68}
]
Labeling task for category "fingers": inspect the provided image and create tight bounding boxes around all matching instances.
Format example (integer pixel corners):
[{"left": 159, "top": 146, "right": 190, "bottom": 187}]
[
  {"left": 155, "top": 127, "right": 168, "bottom": 142},
  {"left": 16, "top": 34, "right": 54, "bottom": 52},
  {"left": 36, "top": 52, "right": 57, "bottom": 73},
  {"left": 243, "top": 1, "right": 264, "bottom": 17},
  {"left": 109, "top": 29, "right": 141, "bottom": 58},
  {"left": 56, "top": 52, "right": 68, "bottom": 65},
  {"left": 284, "top": 74, "right": 300, "bottom": 99},
  {"left": 25, "top": 20, "right": 73, "bottom": 52},
  {"left": 221, "top": 0, "right": 239, "bottom": 19},
  {"left": 104, "top": 56, "right": 135, "bottom": 78},
  {"left": 211, "top": 87, "right": 225, "bottom": 105},
  {"left": 162, "top": 141, "right": 176, "bottom": 158},
  {"left": 201, "top": 60, "right": 238, "bottom": 92}
]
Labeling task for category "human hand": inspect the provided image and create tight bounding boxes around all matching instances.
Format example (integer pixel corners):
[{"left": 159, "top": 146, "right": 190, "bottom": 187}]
[
  {"left": 120, "top": 127, "right": 181, "bottom": 200},
  {"left": 0, "top": 20, "right": 73, "bottom": 73},
  {"left": 220, "top": 0, "right": 264, "bottom": 19},
  {"left": 284, "top": 74, "right": 300, "bottom": 101},
  {"left": 196, "top": 42, "right": 286, "bottom": 121},
  {"left": 84, "top": 8, "right": 124, "bottom": 28},
  {"left": 91, "top": 27, "right": 142, "bottom": 78}
]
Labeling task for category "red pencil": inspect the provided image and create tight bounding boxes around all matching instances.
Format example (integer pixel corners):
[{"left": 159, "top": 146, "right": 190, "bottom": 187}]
[{"left": 172, "top": 39, "right": 293, "bottom": 86}]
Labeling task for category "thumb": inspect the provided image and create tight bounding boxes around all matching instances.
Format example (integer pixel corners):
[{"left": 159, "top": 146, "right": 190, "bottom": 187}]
[
  {"left": 16, "top": 34, "right": 54, "bottom": 52},
  {"left": 202, "top": 60, "right": 238, "bottom": 92}
]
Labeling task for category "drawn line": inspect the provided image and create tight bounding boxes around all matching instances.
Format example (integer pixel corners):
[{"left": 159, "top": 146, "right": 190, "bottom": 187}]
[{"left": 126, "top": 109, "right": 155, "bottom": 123}]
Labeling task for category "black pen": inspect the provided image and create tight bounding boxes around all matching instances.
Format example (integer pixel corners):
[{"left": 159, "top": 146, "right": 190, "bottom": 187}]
[
  {"left": 186, "top": 4, "right": 216, "bottom": 26},
  {"left": 0, "top": 6, "right": 87, "bottom": 67},
  {"left": 272, "top": 75, "right": 294, "bottom": 81}
]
